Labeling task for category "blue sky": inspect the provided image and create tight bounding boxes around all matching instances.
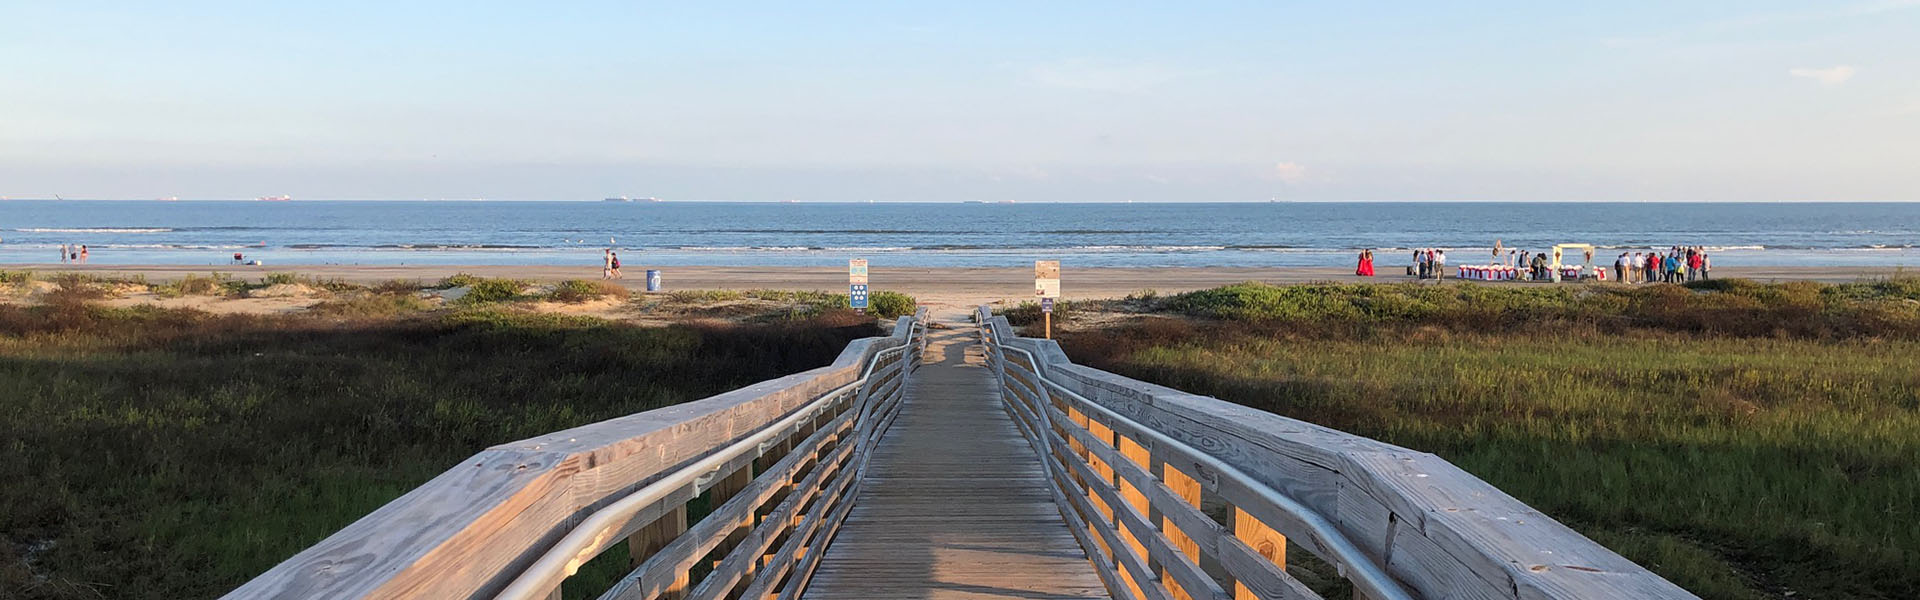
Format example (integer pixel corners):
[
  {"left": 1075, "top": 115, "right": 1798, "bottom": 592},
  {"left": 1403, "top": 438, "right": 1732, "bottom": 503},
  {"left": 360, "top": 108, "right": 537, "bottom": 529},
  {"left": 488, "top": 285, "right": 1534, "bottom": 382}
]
[{"left": 2, "top": 1, "right": 1916, "bottom": 201}]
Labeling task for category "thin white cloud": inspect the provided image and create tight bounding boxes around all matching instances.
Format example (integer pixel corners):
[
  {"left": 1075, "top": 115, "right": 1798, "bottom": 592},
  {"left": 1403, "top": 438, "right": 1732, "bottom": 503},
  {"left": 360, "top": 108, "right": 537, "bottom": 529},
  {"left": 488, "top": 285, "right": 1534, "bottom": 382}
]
[
  {"left": 1789, "top": 65, "right": 1857, "bottom": 85},
  {"left": 1266, "top": 162, "right": 1310, "bottom": 184}
]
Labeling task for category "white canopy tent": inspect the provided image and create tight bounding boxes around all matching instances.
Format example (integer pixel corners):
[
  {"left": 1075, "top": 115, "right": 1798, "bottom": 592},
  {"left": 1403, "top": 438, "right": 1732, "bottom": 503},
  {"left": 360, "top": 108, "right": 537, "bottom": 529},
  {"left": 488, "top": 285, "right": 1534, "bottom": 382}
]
[{"left": 1548, "top": 243, "right": 1596, "bottom": 282}]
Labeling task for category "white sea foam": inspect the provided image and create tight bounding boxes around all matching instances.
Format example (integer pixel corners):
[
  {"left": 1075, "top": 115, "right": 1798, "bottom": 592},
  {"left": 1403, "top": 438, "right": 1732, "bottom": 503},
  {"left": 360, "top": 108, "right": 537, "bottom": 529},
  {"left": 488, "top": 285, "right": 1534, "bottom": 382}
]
[{"left": 16, "top": 227, "right": 173, "bottom": 233}]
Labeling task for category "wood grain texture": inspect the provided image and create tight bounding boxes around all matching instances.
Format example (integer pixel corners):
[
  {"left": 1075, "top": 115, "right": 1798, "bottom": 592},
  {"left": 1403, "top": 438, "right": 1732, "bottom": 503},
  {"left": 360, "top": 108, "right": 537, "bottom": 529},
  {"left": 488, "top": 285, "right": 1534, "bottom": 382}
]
[
  {"left": 801, "top": 327, "right": 1107, "bottom": 600},
  {"left": 1232, "top": 507, "right": 1286, "bottom": 600}
]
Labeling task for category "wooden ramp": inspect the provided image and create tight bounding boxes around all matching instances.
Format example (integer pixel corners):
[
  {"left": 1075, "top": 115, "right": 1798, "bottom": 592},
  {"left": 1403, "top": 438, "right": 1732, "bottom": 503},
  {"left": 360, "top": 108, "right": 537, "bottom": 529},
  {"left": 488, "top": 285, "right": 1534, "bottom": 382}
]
[{"left": 801, "top": 326, "right": 1108, "bottom": 600}]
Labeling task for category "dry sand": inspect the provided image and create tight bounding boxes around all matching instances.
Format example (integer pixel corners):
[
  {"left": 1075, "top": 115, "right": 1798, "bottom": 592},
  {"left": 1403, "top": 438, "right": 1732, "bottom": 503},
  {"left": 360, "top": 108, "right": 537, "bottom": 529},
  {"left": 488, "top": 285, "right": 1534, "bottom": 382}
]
[{"left": 18, "top": 263, "right": 1912, "bottom": 319}]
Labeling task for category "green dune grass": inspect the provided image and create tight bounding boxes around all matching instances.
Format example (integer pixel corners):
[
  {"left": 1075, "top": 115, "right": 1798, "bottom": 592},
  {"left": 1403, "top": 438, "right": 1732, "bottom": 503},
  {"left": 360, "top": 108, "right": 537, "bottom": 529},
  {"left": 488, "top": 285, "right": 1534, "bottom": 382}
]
[
  {"left": 1057, "top": 280, "right": 1920, "bottom": 600},
  {"left": 0, "top": 302, "right": 879, "bottom": 599}
]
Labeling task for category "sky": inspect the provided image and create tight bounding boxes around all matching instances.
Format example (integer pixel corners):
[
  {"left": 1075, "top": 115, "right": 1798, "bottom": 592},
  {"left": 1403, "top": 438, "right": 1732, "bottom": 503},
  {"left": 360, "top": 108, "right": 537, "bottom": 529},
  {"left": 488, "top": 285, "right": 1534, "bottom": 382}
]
[{"left": 2, "top": 1, "right": 1917, "bottom": 202}]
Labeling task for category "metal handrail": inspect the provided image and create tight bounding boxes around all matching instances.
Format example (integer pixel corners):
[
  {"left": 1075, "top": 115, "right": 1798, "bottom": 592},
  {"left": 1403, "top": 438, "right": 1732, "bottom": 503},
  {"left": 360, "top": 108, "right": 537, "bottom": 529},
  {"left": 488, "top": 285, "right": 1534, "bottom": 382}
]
[
  {"left": 496, "top": 314, "right": 924, "bottom": 600},
  {"left": 977, "top": 313, "right": 1415, "bottom": 600}
]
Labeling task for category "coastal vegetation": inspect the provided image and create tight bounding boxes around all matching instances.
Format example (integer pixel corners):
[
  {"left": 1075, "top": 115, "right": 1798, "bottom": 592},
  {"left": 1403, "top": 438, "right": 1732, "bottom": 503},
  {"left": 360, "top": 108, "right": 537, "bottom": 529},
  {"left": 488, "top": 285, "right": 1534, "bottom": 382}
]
[
  {"left": 0, "top": 297, "right": 883, "bottom": 599},
  {"left": 0, "top": 271, "right": 918, "bottom": 323},
  {"left": 1047, "top": 279, "right": 1920, "bottom": 600}
]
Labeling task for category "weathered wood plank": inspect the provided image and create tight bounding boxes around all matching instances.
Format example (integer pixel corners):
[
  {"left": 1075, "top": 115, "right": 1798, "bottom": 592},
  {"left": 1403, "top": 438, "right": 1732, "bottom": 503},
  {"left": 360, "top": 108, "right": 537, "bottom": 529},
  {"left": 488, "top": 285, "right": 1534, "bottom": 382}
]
[
  {"left": 1232, "top": 507, "right": 1287, "bottom": 600},
  {"left": 800, "top": 327, "right": 1106, "bottom": 600}
]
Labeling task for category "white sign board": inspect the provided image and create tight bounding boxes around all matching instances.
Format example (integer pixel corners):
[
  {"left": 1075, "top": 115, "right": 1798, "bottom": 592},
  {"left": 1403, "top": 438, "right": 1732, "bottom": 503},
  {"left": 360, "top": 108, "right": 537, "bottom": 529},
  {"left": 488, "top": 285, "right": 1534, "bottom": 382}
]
[
  {"left": 849, "top": 259, "right": 868, "bottom": 285},
  {"left": 1035, "top": 260, "right": 1060, "bottom": 298}
]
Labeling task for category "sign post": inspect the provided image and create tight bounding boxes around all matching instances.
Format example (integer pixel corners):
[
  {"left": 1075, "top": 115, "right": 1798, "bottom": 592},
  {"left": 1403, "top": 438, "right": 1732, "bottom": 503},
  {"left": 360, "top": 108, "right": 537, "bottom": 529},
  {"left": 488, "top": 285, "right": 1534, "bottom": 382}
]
[
  {"left": 849, "top": 259, "right": 869, "bottom": 314},
  {"left": 1035, "top": 260, "right": 1060, "bottom": 339}
]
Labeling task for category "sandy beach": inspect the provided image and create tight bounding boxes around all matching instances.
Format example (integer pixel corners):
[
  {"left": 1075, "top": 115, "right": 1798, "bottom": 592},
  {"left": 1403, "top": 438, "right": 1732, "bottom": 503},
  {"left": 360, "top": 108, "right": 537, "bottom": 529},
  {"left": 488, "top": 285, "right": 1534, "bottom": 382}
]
[{"left": 17, "top": 263, "right": 1911, "bottom": 316}]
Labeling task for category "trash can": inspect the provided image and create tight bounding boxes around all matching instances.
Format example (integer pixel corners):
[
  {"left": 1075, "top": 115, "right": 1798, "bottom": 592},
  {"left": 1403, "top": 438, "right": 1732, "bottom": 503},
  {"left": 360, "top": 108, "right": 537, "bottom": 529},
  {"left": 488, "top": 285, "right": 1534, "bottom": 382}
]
[{"left": 646, "top": 270, "right": 662, "bottom": 292}]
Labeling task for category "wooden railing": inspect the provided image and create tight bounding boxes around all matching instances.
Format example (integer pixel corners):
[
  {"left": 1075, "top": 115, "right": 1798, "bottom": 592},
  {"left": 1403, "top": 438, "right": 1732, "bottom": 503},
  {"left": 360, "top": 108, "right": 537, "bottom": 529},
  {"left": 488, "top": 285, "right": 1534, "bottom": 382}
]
[
  {"left": 975, "top": 306, "right": 1697, "bottom": 600},
  {"left": 227, "top": 310, "right": 927, "bottom": 600}
]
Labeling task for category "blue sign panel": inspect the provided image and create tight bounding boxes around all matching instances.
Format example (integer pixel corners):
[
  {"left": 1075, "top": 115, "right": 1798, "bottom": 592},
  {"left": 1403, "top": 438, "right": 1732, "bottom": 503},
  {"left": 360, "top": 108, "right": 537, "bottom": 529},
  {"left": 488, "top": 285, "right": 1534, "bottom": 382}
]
[
  {"left": 849, "top": 284, "right": 869, "bottom": 309},
  {"left": 1041, "top": 297, "right": 1055, "bottom": 313}
]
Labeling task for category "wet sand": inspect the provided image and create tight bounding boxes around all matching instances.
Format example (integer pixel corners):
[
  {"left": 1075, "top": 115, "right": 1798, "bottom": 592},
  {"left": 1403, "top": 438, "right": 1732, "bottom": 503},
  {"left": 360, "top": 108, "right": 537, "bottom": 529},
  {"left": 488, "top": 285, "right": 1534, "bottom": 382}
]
[{"left": 19, "top": 263, "right": 1912, "bottom": 316}]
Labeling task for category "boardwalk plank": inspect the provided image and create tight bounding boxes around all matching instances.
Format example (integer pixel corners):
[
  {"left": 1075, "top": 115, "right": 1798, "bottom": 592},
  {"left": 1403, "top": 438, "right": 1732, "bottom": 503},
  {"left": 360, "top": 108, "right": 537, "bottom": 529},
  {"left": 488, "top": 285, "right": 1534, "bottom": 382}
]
[{"left": 801, "top": 327, "right": 1109, "bottom": 600}]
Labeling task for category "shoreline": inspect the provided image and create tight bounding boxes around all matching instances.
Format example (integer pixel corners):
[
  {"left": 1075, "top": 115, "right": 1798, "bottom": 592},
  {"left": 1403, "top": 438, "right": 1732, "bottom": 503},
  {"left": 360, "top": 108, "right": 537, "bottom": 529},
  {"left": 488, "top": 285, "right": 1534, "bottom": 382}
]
[{"left": 15, "top": 264, "right": 1911, "bottom": 315}]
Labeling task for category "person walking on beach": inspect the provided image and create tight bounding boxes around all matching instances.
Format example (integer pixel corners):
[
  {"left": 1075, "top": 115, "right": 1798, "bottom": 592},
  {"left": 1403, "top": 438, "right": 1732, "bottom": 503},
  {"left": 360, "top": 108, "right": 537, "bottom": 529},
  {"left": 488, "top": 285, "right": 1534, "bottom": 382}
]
[
  {"left": 1432, "top": 249, "right": 1447, "bottom": 281},
  {"left": 59, "top": 244, "right": 68, "bottom": 264},
  {"left": 1701, "top": 252, "right": 1712, "bottom": 279},
  {"left": 1615, "top": 253, "right": 1628, "bottom": 283},
  {"left": 1687, "top": 249, "right": 1703, "bottom": 282},
  {"left": 1663, "top": 253, "right": 1679, "bottom": 283},
  {"left": 609, "top": 252, "right": 623, "bottom": 279},
  {"left": 602, "top": 248, "right": 614, "bottom": 280},
  {"left": 79, "top": 245, "right": 88, "bottom": 264},
  {"left": 1356, "top": 249, "right": 1375, "bottom": 277},
  {"left": 1629, "top": 252, "right": 1642, "bottom": 283}
]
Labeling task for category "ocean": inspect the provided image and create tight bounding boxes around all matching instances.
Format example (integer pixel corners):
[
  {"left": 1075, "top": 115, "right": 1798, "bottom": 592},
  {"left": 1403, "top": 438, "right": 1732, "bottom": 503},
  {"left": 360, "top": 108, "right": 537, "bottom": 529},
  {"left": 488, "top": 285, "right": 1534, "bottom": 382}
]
[{"left": 2, "top": 201, "right": 1917, "bottom": 268}]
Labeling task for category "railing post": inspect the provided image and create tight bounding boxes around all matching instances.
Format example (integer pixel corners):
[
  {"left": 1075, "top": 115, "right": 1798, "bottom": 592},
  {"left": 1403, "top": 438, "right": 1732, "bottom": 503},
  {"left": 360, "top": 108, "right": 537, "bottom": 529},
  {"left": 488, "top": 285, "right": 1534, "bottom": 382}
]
[
  {"left": 627, "top": 505, "right": 690, "bottom": 600},
  {"left": 1154, "top": 457, "right": 1207, "bottom": 600},
  {"left": 1231, "top": 508, "right": 1286, "bottom": 600},
  {"left": 1116, "top": 435, "right": 1160, "bottom": 598},
  {"left": 708, "top": 465, "right": 755, "bottom": 572}
]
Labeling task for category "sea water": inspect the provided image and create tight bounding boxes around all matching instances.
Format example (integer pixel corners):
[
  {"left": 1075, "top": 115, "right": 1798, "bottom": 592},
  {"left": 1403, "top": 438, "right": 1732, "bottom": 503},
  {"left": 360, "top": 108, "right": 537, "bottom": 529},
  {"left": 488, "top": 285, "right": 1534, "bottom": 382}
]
[{"left": 2, "top": 201, "right": 1916, "bottom": 268}]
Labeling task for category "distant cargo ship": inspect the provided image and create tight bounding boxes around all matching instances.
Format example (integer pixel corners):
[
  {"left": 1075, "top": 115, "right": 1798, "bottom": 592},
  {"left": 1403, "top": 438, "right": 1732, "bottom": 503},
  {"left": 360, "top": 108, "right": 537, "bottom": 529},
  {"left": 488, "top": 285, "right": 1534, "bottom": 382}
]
[
  {"left": 603, "top": 196, "right": 662, "bottom": 202},
  {"left": 257, "top": 195, "right": 291, "bottom": 202}
]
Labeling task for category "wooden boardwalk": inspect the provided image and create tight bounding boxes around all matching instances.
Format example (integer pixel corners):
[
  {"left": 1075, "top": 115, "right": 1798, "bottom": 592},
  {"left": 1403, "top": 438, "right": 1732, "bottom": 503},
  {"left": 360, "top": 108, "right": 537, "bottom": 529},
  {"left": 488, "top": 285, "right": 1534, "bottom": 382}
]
[{"left": 801, "top": 326, "right": 1108, "bottom": 600}]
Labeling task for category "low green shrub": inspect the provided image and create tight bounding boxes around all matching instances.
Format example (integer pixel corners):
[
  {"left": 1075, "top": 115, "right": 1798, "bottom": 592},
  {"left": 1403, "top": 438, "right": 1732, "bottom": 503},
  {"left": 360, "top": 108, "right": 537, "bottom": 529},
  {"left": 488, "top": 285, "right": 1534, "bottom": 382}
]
[
  {"left": 45, "top": 274, "right": 111, "bottom": 304},
  {"left": 867, "top": 291, "right": 916, "bottom": 319},
  {"left": 455, "top": 277, "right": 529, "bottom": 305},
  {"left": 262, "top": 272, "right": 298, "bottom": 285},
  {"left": 152, "top": 274, "right": 230, "bottom": 298},
  {"left": 437, "top": 272, "right": 482, "bottom": 289},
  {"left": 372, "top": 278, "right": 423, "bottom": 295},
  {"left": 549, "top": 279, "right": 632, "bottom": 303}
]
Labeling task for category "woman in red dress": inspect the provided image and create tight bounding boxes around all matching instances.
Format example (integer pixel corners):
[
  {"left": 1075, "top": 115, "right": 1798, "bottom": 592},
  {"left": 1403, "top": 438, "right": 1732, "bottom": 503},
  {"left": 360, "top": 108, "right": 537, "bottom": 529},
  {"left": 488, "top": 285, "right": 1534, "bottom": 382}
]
[{"left": 1356, "top": 249, "right": 1375, "bottom": 276}]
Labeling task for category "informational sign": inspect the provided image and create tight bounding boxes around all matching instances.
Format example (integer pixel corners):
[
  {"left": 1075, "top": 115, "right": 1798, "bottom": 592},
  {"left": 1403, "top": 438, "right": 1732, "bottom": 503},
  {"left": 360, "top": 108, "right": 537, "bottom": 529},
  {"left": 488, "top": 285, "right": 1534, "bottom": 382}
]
[
  {"left": 848, "top": 259, "right": 868, "bottom": 285},
  {"left": 849, "top": 283, "right": 869, "bottom": 309},
  {"left": 1034, "top": 260, "right": 1060, "bottom": 298},
  {"left": 1041, "top": 297, "right": 1054, "bottom": 313}
]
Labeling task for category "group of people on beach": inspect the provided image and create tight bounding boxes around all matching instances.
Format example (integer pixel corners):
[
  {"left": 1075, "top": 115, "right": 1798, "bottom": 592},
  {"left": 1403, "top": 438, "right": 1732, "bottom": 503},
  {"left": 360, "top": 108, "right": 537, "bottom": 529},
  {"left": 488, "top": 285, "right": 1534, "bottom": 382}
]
[
  {"left": 1613, "top": 246, "right": 1711, "bottom": 284},
  {"left": 1355, "top": 244, "right": 1714, "bottom": 283},
  {"left": 57, "top": 244, "right": 89, "bottom": 264},
  {"left": 1351, "top": 248, "right": 1452, "bottom": 279},
  {"left": 1409, "top": 248, "right": 1447, "bottom": 279}
]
